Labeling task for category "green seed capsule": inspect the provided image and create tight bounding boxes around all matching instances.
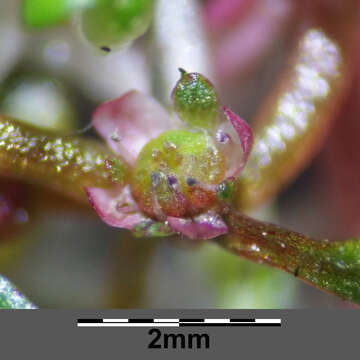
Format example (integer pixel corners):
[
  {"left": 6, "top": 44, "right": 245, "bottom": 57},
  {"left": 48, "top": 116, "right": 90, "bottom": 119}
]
[{"left": 172, "top": 69, "right": 220, "bottom": 131}]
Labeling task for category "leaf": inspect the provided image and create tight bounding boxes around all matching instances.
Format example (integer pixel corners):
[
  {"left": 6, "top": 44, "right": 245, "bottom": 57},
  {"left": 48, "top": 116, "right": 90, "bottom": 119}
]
[{"left": 0, "top": 275, "right": 37, "bottom": 309}]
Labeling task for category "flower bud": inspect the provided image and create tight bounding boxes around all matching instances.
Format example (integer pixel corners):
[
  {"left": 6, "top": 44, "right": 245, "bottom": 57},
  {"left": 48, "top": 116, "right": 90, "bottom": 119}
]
[
  {"left": 172, "top": 69, "right": 219, "bottom": 131},
  {"left": 80, "top": 0, "right": 154, "bottom": 51}
]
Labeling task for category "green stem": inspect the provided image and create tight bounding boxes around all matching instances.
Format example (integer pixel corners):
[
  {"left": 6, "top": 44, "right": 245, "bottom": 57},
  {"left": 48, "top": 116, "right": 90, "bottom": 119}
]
[
  {"left": 218, "top": 211, "right": 360, "bottom": 304},
  {"left": 0, "top": 115, "right": 129, "bottom": 202}
]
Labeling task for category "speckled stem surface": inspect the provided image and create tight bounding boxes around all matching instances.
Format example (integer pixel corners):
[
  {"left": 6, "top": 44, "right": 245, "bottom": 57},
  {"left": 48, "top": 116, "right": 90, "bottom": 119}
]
[
  {"left": 219, "top": 211, "right": 360, "bottom": 304},
  {"left": 236, "top": 1, "right": 360, "bottom": 210},
  {"left": 0, "top": 115, "right": 129, "bottom": 202}
]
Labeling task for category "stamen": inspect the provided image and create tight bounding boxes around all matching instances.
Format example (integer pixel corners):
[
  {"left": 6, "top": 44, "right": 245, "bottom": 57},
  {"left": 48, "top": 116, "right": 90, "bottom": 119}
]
[
  {"left": 151, "top": 171, "right": 165, "bottom": 220},
  {"left": 186, "top": 177, "right": 197, "bottom": 186},
  {"left": 163, "top": 141, "right": 177, "bottom": 151},
  {"left": 187, "top": 177, "right": 216, "bottom": 192},
  {"left": 167, "top": 175, "right": 179, "bottom": 189},
  {"left": 167, "top": 175, "right": 189, "bottom": 211}
]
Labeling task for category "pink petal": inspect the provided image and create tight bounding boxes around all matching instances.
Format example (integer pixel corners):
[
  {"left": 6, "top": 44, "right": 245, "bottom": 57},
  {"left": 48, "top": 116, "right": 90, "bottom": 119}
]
[
  {"left": 203, "top": 0, "right": 255, "bottom": 33},
  {"left": 213, "top": 0, "right": 293, "bottom": 80},
  {"left": 85, "top": 185, "right": 146, "bottom": 229},
  {"left": 215, "top": 107, "right": 253, "bottom": 178},
  {"left": 92, "top": 90, "right": 176, "bottom": 166},
  {"left": 167, "top": 211, "right": 228, "bottom": 240}
]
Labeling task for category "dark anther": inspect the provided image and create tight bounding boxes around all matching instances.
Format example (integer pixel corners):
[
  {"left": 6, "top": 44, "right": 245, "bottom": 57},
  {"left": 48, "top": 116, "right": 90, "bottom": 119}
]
[
  {"left": 101, "top": 46, "right": 111, "bottom": 53},
  {"left": 167, "top": 175, "right": 178, "bottom": 187},
  {"left": 186, "top": 177, "right": 197, "bottom": 186}
]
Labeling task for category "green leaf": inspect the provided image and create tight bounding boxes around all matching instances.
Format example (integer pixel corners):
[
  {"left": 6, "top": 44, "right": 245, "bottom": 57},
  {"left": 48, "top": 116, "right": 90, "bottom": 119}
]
[{"left": 0, "top": 275, "right": 37, "bottom": 309}]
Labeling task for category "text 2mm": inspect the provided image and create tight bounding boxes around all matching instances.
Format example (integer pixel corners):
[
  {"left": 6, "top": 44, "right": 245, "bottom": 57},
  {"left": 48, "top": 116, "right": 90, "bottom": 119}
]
[{"left": 148, "top": 328, "right": 210, "bottom": 349}]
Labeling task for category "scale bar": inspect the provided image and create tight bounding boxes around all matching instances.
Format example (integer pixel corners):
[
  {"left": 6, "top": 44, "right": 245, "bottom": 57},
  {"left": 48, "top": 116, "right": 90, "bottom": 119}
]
[
  {"left": 78, "top": 323, "right": 179, "bottom": 327},
  {"left": 77, "top": 318, "right": 281, "bottom": 327},
  {"left": 180, "top": 323, "right": 281, "bottom": 327}
]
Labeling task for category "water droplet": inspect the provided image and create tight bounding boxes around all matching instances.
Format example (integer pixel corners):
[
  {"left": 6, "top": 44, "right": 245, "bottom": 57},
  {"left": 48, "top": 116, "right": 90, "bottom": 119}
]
[
  {"left": 250, "top": 244, "right": 260, "bottom": 252},
  {"left": 151, "top": 172, "right": 161, "bottom": 187},
  {"left": 110, "top": 129, "right": 121, "bottom": 143},
  {"left": 163, "top": 141, "right": 177, "bottom": 151},
  {"left": 215, "top": 130, "right": 231, "bottom": 144},
  {"left": 335, "top": 260, "right": 346, "bottom": 270},
  {"left": 116, "top": 201, "right": 129, "bottom": 212},
  {"left": 152, "top": 149, "right": 160, "bottom": 160}
]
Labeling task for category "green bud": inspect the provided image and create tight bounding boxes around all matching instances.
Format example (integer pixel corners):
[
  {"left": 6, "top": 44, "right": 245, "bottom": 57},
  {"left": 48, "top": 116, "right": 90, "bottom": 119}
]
[
  {"left": 80, "top": 0, "right": 154, "bottom": 50},
  {"left": 172, "top": 69, "right": 219, "bottom": 131},
  {"left": 23, "top": 0, "right": 94, "bottom": 28}
]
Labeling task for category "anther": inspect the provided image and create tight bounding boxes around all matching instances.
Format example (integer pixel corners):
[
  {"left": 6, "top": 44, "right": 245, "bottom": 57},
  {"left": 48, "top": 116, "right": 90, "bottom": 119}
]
[
  {"left": 186, "top": 177, "right": 197, "bottom": 187},
  {"left": 167, "top": 175, "right": 178, "bottom": 188}
]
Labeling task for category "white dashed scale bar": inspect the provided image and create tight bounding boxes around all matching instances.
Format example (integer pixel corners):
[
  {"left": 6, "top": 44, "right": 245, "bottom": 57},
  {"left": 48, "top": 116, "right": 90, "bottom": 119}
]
[{"left": 77, "top": 318, "right": 281, "bottom": 327}]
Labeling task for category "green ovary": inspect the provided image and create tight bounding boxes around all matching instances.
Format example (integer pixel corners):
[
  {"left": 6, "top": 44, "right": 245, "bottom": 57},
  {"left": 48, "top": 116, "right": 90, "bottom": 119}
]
[{"left": 131, "top": 130, "right": 225, "bottom": 218}]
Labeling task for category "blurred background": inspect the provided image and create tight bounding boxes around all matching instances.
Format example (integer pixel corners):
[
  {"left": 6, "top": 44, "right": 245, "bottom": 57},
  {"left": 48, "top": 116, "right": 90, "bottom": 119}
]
[{"left": 0, "top": 0, "right": 356, "bottom": 308}]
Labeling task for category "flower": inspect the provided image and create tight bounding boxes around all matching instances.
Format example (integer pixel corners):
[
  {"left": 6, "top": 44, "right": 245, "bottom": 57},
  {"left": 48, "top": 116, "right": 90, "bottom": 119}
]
[{"left": 85, "top": 70, "right": 253, "bottom": 240}]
